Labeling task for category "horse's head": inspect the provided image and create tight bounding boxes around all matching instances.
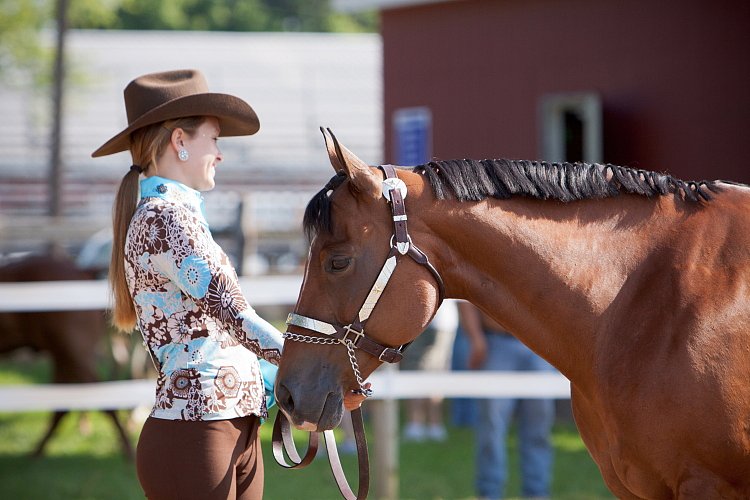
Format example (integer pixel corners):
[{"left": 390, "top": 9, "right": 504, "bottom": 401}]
[{"left": 275, "top": 129, "right": 444, "bottom": 431}]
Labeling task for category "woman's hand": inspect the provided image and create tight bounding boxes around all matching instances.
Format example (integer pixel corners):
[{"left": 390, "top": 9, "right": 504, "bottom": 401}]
[{"left": 343, "top": 383, "right": 372, "bottom": 410}]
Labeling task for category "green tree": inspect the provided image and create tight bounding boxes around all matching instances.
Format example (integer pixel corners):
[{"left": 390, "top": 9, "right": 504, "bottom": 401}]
[
  {"left": 66, "top": 0, "right": 273, "bottom": 31},
  {"left": 0, "top": 0, "right": 375, "bottom": 80},
  {"left": 67, "top": 0, "right": 121, "bottom": 28},
  {"left": 0, "top": 0, "right": 49, "bottom": 82},
  {"left": 65, "top": 0, "right": 375, "bottom": 33}
]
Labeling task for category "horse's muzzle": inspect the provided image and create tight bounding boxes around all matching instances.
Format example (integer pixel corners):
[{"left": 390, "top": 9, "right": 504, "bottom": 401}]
[{"left": 275, "top": 381, "right": 344, "bottom": 431}]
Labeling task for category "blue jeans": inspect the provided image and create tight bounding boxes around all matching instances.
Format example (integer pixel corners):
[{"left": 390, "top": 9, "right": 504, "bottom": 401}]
[
  {"left": 451, "top": 325, "right": 478, "bottom": 426},
  {"left": 475, "top": 333, "right": 555, "bottom": 499}
]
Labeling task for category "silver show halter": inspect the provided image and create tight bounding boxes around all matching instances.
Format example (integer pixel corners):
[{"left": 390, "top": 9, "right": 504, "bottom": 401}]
[{"left": 284, "top": 164, "right": 446, "bottom": 396}]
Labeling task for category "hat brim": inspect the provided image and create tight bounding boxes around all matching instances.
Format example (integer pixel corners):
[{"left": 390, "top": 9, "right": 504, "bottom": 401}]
[{"left": 91, "top": 92, "right": 260, "bottom": 157}]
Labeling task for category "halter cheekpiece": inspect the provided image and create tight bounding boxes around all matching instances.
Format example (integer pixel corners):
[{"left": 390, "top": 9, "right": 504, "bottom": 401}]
[{"left": 283, "top": 164, "right": 446, "bottom": 396}]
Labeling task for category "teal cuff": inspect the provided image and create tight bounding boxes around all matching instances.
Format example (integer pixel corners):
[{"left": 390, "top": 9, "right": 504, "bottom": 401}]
[{"left": 259, "top": 359, "right": 278, "bottom": 410}]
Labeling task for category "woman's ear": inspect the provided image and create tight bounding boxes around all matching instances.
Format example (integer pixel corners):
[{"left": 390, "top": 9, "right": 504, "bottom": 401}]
[{"left": 170, "top": 127, "right": 184, "bottom": 152}]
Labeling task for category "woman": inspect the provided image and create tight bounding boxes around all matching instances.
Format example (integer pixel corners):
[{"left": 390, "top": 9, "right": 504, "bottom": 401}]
[{"left": 93, "top": 69, "right": 364, "bottom": 499}]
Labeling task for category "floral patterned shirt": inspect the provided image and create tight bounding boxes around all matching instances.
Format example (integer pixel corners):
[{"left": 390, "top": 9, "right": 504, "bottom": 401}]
[{"left": 126, "top": 176, "right": 284, "bottom": 421}]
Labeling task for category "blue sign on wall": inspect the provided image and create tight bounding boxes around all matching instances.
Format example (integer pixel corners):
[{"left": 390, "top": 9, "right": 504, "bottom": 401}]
[{"left": 393, "top": 107, "right": 432, "bottom": 166}]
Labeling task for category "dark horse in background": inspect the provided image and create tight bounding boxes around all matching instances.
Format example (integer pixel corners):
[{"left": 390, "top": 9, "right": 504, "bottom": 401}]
[
  {"left": 0, "top": 252, "right": 133, "bottom": 459},
  {"left": 276, "top": 130, "right": 750, "bottom": 498}
]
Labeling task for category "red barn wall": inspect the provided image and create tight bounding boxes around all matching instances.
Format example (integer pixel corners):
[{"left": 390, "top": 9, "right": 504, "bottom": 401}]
[{"left": 382, "top": 0, "right": 750, "bottom": 182}]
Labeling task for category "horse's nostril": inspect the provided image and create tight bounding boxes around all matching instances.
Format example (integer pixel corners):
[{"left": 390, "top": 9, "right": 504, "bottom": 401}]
[{"left": 276, "top": 383, "right": 294, "bottom": 413}]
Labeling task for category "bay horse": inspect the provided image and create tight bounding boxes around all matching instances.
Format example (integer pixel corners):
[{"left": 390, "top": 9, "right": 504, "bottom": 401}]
[
  {"left": 0, "top": 252, "right": 133, "bottom": 459},
  {"left": 275, "top": 129, "right": 750, "bottom": 499}
]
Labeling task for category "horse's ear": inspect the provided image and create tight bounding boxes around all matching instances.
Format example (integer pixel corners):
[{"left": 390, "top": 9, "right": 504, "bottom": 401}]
[
  {"left": 320, "top": 127, "right": 382, "bottom": 200},
  {"left": 321, "top": 127, "right": 345, "bottom": 173}
]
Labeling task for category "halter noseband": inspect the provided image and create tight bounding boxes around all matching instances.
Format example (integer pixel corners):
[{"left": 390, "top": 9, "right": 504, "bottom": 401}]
[{"left": 284, "top": 164, "right": 446, "bottom": 396}]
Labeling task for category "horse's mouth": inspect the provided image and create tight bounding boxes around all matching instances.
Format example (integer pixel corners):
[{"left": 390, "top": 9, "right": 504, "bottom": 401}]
[
  {"left": 296, "top": 420, "right": 318, "bottom": 432},
  {"left": 278, "top": 391, "right": 344, "bottom": 432}
]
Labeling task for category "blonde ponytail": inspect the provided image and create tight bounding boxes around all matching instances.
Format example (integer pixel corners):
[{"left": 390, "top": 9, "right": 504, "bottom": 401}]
[
  {"left": 110, "top": 168, "right": 141, "bottom": 331},
  {"left": 109, "top": 116, "right": 205, "bottom": 332}
]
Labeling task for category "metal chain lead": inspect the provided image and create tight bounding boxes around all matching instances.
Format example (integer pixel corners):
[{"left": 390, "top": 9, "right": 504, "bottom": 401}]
[
  {"left": 283, "top": 331, "right": 338, "bottom": 345},
  {"left": 283, "top": 332, "right": 373, "bottom": 397},
  {"left": 343, "top": 340, "right": 372, "bottom": 396}
]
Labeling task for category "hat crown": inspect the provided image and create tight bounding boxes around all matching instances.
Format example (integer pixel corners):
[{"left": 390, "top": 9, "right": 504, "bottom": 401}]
[
  {"left": 92, "top": 68, "right": 259, "bottom": 157},
  {"left": 123, "top": 69, "right": 208, "bottom": 125}
]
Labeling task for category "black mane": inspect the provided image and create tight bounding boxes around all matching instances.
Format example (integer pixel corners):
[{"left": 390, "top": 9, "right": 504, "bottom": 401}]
[
  {"left": 303, "top": 159, "right": 716, "bottom": 240},
  {"left": 415, "top": 159, "right": 716, "bottom": 203}
]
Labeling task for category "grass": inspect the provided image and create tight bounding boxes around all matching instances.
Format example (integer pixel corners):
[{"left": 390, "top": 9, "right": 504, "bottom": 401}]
[{"left": 0, "top": 357, "right": 613, "bottom": 499}]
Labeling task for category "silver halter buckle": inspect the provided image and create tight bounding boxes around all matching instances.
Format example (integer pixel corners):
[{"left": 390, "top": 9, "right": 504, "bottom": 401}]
[{"left": 342, "top": 324, "right": 365, "bottom": 345}]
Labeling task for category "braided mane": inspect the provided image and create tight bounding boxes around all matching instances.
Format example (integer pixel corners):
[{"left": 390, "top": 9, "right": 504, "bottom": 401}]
[
  {"left": 303, "top": 159, "right": 717, "bottom": 240},
  {"left": 414, "top": 159, "right": 715, "bottom": 203}
]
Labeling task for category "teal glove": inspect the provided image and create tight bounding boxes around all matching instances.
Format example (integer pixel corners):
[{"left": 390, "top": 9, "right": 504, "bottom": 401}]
[{"left": 259, "top": 359, "right": 278, "bottom": 410}]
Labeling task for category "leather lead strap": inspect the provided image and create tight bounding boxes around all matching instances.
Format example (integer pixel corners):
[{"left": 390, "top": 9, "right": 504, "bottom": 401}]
[
  {"left": 272, "top": 410, "right": 319, "bottom": 469},
  {"left": 324, "top": 407, "right": 369, "bottom": 500},
  {"left": 273, "top": 409, "right": 369, "bottom": 500}
]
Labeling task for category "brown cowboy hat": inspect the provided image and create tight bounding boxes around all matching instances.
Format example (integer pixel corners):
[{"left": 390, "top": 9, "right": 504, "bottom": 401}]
[{"left": 91, "top": 69, "right": 259, "bottom": 157}]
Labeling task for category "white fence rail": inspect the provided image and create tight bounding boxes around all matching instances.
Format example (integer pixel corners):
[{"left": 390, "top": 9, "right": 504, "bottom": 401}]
[
  {"left": 0, "top": 371, "right": 570, "bottom": 413},
  {"left": 0, "top": 276, "right": 304, "bottom": 312},
  {"left": 0, "top": 380, "right": 155, "bottom": 412}
]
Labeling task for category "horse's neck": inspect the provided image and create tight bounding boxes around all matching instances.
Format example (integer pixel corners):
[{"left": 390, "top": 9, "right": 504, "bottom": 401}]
[{"left": 427, "top": 195, "right": 670, "bottom": 381}]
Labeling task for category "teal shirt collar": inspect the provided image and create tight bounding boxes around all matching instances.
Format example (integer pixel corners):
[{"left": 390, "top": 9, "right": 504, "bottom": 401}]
[{"left": 140, "top": 176, "right": 208, "bottom": 227}]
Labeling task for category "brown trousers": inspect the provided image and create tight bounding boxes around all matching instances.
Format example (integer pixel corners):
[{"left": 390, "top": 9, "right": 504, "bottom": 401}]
[{"left": 136, "top": 415, "right": 263, "bottom": 500}]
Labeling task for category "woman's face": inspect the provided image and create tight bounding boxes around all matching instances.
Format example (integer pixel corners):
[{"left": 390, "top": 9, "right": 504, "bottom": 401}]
[{"left": 179, "top": 117, "right": 223, "bottom": 191}]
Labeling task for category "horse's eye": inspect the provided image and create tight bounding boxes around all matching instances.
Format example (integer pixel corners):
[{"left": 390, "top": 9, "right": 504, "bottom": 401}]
[{"left": 328, "top": 256, "right": 351, "bottom": 272}]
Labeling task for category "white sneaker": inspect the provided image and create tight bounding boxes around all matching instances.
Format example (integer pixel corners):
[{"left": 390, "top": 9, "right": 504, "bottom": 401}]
[
  {"left": 402, "top": 422, "right": 426, "bottom": 442},
  {"left": 427, "top": 424, "right": 447, "bottom": 441}
]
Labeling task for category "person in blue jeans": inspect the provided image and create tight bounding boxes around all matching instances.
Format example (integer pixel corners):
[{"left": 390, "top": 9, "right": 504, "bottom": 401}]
[
  {"left": 450, "top": 322, "right": 478, "bottom": 427},
  {"left": 458, "top": 301, "right": 555, "bottom": 500}
]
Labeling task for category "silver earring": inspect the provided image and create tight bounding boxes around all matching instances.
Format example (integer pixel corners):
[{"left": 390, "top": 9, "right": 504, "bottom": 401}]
[{"left": 178, "top": 148, "right": 189, "bottom": 162}]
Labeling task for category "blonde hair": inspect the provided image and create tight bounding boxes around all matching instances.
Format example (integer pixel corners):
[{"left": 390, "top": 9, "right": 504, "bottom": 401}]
[{"left": 110, "top": 116, "right": 205, "bottom": 332}]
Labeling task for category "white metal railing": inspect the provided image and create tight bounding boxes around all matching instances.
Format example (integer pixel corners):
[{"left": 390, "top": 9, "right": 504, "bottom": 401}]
[
  {"left": 0, "top": 371, "right": 570, "bottom": 413},
  {"left": 0, "top": 275, "right": 304, "bottom": 312}
]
